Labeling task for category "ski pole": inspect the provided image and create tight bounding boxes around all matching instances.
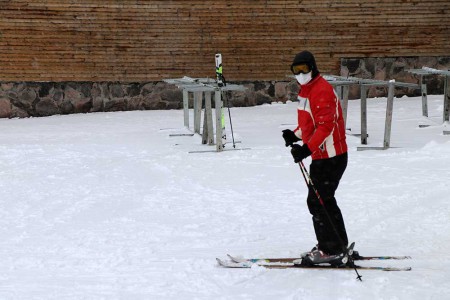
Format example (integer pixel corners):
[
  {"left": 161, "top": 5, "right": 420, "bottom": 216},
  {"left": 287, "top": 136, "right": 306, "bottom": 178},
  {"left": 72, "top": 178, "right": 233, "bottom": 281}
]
[
  {"left": 217, "top": 68, "right": 236, "bottom": 149},
  {"left": 223, "top": 91, "right": 236, "bottom": 148},
  {"left": 298, "top": 160, "right": 362, "bottom": 281}
]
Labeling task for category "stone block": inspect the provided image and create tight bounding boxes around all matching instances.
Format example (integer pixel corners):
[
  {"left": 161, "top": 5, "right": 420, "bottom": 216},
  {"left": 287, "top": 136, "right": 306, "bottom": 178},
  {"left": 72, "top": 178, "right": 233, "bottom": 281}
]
[
  {"left": 91, "top": 97, "right": 106, "bottom": 112},
  {"left": 11, "top": 106, "right": 29, "bottom": 118},
  {"left": 35, "top": 98, "right": 60, "bottom": 117},
  {"left": 274, "top": 81, "right": 288, "bottom": 100},
  {"left": 127, "top": 96, "right": 144, "bottom": 110},
  {"left": 0, "top": 97, "right": 12, "bottom": 118}
]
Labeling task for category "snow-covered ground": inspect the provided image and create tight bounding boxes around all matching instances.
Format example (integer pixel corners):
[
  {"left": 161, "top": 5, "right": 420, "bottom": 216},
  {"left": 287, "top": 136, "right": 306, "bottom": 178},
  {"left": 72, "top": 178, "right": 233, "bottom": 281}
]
[{"left": 0, "top": 94, "right": 449, "bottom": 299}]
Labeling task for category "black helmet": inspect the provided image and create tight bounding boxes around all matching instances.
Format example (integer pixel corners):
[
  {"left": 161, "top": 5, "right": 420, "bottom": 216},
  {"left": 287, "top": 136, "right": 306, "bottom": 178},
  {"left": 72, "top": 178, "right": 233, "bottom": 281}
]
[{"left": 291, "top": 50, "right": 320, "bottom": 78}]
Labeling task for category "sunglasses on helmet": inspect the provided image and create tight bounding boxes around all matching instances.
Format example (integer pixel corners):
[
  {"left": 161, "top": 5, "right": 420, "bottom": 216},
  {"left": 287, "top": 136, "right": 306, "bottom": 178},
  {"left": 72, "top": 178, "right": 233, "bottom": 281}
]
[{"left": 291, "top": 63, "right": 311, "bottom": 75}]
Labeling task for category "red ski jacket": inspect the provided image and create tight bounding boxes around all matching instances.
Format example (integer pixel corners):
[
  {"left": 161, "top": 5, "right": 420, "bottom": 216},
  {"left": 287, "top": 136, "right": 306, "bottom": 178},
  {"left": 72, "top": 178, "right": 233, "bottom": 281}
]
[{"left": 294, "top": 75, "right": 347, "bottom": 160}]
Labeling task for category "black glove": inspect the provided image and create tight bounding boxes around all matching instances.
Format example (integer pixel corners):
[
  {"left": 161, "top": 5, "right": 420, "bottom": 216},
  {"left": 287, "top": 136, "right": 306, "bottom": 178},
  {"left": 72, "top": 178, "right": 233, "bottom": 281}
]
[
  {"left": 282, "top": 129, "right": 300, "bottom": 147},
  {"left": 291, "top": 144, "right": 312, "bottom": 163}
]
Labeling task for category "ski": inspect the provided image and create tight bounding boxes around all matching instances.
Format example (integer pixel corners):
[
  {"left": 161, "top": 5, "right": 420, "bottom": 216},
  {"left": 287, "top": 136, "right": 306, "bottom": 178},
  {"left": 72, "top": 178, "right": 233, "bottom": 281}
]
[
  {"left": 216, "top": 258, "right": 411, "bottom": 272},
  {"left": 215, "top": 53, "right": 225, "bottom": 88},
  {"left": 227, "top": 253, "right": 411, "bottom": 264},
  {"left": 215, "top": 53, "right": 227, "bottom": 147}
]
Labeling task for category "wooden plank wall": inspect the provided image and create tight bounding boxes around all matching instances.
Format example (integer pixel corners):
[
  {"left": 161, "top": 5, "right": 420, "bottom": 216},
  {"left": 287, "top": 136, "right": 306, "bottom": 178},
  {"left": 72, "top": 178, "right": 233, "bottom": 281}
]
[{"left": 0, "top": 0, "right": 449, "bottom": 82}]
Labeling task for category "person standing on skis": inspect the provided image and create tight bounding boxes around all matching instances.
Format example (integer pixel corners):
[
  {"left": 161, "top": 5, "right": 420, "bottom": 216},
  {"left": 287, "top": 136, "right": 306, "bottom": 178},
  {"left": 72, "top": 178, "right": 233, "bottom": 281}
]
[{"left": 282, "top": 50, "right": 350, "bottom": 266}]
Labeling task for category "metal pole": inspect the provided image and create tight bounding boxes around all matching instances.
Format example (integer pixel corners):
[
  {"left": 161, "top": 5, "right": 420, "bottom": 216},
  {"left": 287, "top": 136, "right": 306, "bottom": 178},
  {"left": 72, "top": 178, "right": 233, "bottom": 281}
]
[
  {"left": 183, "top": 90, "right": 189, "bottom": 128},
  {"left": 204, "top": 91, "right": 214, "bottom": 145},
  {"left": 215, "top": 90, "right": 224, "bottom": 152},
  {"left": 202, "top": 93, "right": 208, "bottom": 144},
  {"left": 420, "top": 75, "right": 428, "bottom": 117},
  {"left": 335, "top": 86, "right": 342, "bottom": 100},
  {"left": 444, "top": 75, "right": 450, "bottom": 122},
  {"left": 194, "top": 91, "right": 202, "bottom": 134},
  {"left": 360, "top": 85, "right": 368, "bottom": 145},
  {"left": 383, "top": 82, "right": 395, "bottom": 149},
  {"left": 341, "top": 85, "right": 349, "bottom": 127}
]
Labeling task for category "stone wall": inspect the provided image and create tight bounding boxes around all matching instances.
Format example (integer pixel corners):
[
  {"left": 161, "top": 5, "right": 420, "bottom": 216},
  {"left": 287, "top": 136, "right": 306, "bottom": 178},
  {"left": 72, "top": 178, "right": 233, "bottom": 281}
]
[
  {"left": 0, "top": 80, "right": 298, "bottom": 118},
  {"left": 0, "top": 82, "right": 182, "bottom": 118},
  {"left": 1, "top": 56, "right": 449, "bottom": 118},
  {"left": 341, "top": 56, "right": 450, "bottom": 99}
]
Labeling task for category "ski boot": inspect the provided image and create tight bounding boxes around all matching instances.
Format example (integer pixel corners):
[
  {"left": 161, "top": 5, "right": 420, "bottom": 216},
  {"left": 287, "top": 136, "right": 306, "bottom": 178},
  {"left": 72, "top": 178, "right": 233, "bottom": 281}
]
[
  {"left": 296, "top": 249, "right": 348, "bottom": 267},
  {"left": 295, "top": 242, "right": 355, "bottom": 267},
  {"left": 300, "top": 245, "right": 319, "bottom": 259}
]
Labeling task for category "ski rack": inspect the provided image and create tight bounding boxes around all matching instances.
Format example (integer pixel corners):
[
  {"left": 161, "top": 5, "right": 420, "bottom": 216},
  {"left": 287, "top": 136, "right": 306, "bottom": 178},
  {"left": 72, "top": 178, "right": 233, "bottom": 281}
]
[
  {"left": 406, "top": 67, "right": 450, "bottom": 135},
  {"left": 322, "top": 77, "right": 354, "bottom": 129},
  {"left": 164, "top": 76, "right": 247, "bottom": 152},
  {"left": 324, "top": 75, "right": 420, "bottom": 151}
]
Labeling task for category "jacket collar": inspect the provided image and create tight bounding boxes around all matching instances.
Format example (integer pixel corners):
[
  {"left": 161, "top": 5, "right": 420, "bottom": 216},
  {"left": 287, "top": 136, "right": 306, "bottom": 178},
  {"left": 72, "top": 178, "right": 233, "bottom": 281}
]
[{"left": 299, "top": 74, "right": 321, "bottom": 96}]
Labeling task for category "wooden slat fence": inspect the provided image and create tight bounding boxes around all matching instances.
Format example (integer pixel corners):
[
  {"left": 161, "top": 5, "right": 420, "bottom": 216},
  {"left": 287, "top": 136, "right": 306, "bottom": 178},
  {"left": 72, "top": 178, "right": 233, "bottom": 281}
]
[{"left": 0, "top": 0, "right": 449, "bottom": 82}]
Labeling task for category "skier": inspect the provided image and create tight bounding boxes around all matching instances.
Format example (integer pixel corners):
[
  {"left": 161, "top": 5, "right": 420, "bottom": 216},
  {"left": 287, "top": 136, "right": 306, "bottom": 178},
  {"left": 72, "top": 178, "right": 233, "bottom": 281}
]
[{"left": 282, "top": 50, "right": 350, "bottom": 266}]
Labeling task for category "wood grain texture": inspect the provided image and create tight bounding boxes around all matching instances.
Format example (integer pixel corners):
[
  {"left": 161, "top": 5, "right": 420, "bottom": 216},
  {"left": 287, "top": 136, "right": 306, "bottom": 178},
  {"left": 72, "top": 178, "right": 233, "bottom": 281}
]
[{"left": 0, "top": 0, "right": 449, "bottom": 81}]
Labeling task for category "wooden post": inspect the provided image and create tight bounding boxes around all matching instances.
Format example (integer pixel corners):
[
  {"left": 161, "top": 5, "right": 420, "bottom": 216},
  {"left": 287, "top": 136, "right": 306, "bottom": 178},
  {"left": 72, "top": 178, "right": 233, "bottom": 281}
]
[
  {"left": 420, "top": 76, "right": 428, "bottom": 117},
  {"left": 360, "top": 85, "right": 368, "bottom": 145},
  {"left": 202, "top": 92, "right": 214, "bottom": 145},
  {"left": 193, "top": 91, "right": 202, "bottom": 134},
  {"left": 182, "top": 90, "right": 189, "bottom": 128},
  {"left": 215, "top": 90, "right": 224, "bottom": 152},
  {"left": 383, "top": 82, "right": 395, "bottom": 149},
  {"left": 444, "top": 75, "right": 450, "bottom": 122}
]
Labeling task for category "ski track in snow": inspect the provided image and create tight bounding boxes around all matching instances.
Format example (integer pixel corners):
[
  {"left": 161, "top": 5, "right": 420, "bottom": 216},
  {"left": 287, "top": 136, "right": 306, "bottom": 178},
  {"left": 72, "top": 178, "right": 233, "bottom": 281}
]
[{"left": 0, "top": 96, "right": 449, "bottom": 299}]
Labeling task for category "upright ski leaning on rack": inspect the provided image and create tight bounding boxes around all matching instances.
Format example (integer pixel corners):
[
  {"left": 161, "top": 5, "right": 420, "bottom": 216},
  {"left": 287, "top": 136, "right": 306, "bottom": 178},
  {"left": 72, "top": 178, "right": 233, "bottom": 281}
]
[
  {"left": 215, "top": 53, "right": 236, "bottom": 148},
  {"left": 282, "top": 50, "right": 352, "bottom": 267},
  {"left": 215, "top": 53, "right": 227, "bottom": 146}
]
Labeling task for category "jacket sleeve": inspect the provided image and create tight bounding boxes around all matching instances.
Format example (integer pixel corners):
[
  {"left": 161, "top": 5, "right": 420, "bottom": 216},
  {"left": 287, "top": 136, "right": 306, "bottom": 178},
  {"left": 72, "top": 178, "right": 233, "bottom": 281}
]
[
  {"left": 293, "top": 110, "right": 303, "bottom": 140},
  {"left": 305, "top": 89, "right": 337, "bottom": 152}
]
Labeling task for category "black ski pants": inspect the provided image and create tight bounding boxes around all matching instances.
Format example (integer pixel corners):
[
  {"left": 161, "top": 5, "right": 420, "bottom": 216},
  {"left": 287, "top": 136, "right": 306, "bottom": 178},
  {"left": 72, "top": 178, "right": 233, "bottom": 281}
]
[{"left": 307, "top": 152, "right": 348, "bottom": 255}]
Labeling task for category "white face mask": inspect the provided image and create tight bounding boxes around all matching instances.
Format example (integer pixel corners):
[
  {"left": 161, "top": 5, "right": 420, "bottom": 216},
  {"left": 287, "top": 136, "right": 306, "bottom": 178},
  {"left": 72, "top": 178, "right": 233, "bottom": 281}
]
[{"left": 295, "top": 72, "right": 312, "bottom": 85}]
